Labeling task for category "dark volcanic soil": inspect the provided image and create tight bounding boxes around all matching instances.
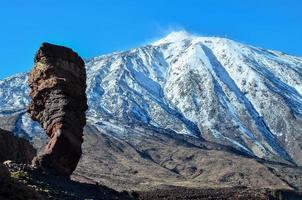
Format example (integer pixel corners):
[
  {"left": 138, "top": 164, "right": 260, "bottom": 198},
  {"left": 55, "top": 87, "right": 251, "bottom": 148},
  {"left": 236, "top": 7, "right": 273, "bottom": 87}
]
[{"left": 137, "top": 186, "right": 302, "bottom": 200}]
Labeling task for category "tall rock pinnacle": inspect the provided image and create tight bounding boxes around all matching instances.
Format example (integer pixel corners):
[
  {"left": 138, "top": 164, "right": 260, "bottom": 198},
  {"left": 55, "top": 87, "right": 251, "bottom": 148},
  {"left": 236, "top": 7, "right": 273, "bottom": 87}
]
[{"left": 27, "top": 42, "right": 88, "bottom": 177}]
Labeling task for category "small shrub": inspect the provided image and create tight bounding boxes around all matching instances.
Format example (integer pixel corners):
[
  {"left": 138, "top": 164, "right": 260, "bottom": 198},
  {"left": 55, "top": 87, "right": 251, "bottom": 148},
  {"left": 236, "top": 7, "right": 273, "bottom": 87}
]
[{"left": 10, "top": 171, "right": 28, "bottom": 180}]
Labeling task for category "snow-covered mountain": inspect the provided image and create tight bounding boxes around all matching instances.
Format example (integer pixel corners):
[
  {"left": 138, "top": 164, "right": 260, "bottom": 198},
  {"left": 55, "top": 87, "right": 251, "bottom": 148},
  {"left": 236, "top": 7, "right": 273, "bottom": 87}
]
[{"left": 1, "top": 31, "right": 302, "bottom": 165}]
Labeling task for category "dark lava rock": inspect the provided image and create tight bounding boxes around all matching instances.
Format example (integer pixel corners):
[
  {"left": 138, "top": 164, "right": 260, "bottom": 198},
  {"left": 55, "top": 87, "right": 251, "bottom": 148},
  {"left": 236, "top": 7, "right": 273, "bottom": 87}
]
[
  {"left": 0, "top": 128, "right": 36, "bottom": 163},
  {"left": 27, "top": 42, "right": 88, "bottom": 177}
]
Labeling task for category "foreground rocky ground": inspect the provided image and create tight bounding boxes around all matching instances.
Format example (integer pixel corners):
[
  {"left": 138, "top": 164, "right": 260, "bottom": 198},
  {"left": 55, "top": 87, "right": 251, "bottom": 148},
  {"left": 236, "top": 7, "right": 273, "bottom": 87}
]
[
  {"left": 1, "top": 162, "right": 135, "bottom": 200},
  {"left": 0, "top": 163, "right": 44, "bottom": 200},
  {"left": 1, "top": 162, "right": 301, "bottom": 200}
]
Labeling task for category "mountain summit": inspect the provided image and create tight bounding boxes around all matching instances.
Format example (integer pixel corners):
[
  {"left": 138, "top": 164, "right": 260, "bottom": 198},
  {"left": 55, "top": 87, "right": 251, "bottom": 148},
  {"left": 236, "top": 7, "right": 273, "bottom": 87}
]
[{"left": 0, "top": 31, "right": 302, "bottom": 166}]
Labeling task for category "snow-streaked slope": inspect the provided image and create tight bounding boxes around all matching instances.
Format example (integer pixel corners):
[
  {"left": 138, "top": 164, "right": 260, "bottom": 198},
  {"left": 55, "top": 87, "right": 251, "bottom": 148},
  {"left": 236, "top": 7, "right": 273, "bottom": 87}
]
[
  {"left": 1, "top": 31, "right": 302, "bottom": 164},
  {"left": 0, "top": 73, "right": 30, "bottom": 112}
]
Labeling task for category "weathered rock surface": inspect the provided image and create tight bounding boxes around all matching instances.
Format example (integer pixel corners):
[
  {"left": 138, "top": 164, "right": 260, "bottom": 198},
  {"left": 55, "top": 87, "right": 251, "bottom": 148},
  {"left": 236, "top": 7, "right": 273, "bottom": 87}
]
[
  {"left": 0, "top": 128, "right": 36, "bottom": 163},
  {"left": 27, "top": 42, "right": 88, "bottom": 177}
]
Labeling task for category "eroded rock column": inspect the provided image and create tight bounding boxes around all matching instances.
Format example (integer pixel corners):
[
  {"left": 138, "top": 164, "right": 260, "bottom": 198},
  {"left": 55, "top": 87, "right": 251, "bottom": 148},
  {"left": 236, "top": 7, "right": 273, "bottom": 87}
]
[{"left": 28, "top": 42, "right": 88, "bottom": 177}]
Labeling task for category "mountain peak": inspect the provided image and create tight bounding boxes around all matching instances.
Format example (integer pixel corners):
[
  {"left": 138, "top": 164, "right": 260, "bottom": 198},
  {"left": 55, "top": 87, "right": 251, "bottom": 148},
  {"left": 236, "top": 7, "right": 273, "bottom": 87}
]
[
  {"left": 153, "top": 30, "right": 194, "bottom": 45},
  {"left": 152, "top": 31, "right": 235, "bottom": 47}
]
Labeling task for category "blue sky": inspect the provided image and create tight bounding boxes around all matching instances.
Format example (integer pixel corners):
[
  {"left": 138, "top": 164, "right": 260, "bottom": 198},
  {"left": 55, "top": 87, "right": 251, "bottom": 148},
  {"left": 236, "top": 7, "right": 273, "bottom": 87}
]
[{"left": 0, "top": 0, "right": 301, "bottom": 79}]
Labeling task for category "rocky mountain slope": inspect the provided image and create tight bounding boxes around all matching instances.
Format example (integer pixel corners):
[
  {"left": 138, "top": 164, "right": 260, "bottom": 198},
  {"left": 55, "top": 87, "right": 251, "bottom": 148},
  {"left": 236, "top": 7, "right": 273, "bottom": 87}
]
[
  {"left": 74, "top": 123, "right": 302, "bottom": 192},
  {"left": 1, "top": 31, "right": 301, "bottom": 165}
]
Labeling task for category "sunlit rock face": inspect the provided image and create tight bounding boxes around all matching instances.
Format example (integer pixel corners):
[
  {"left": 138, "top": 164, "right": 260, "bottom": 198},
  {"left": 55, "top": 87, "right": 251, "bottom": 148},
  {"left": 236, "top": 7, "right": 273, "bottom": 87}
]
[
  {"left": 1, "top": 32, "right": 302, "bottom": 165},
  {"left": 27, "top": 42, "right": 88, "bottom": 177}
]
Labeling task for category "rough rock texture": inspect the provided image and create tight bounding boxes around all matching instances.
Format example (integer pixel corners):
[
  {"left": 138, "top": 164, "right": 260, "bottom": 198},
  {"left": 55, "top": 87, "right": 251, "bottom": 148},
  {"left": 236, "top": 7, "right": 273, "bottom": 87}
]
[
  {"left": 27, "top": 42, "right": 88, "bottom": 177},
  {"left": 0, "top": 128, "right": 36, "bottom": 163}
]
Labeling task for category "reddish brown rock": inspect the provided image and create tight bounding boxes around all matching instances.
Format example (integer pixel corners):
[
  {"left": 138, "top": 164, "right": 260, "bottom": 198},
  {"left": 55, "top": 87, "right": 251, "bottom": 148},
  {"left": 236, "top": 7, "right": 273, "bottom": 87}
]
[{"left": 27, "top": 42, "right": 88, "bottom": 177}]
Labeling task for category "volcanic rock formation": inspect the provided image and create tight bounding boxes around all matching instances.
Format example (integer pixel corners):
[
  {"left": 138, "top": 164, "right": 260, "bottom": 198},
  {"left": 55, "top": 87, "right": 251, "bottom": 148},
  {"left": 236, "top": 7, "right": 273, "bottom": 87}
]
[{"left": 27, "top": 42, "right": 88, "bottom": 177}]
